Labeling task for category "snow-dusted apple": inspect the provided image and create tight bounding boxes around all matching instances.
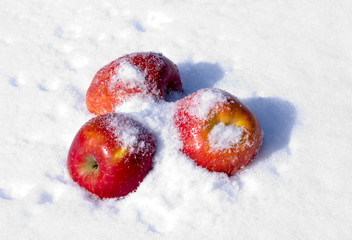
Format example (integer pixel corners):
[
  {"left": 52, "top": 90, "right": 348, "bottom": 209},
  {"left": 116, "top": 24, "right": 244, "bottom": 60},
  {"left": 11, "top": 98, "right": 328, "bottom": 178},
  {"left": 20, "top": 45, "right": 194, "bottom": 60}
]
[
  {"left": 86, "top": 52, "right": 183, "bottom": 115},
  {"left": 67, "top": 113, "right": 156, "bottom": 199},
  {"left": 174, "top": 88, "right": 262, "bottom": 176}
]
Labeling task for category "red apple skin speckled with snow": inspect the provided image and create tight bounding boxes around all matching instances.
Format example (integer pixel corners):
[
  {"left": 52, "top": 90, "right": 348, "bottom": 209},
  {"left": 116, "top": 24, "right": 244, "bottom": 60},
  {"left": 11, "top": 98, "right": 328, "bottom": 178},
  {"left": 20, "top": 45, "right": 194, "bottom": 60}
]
[
  {"left": 86, "top": 52, "right": 183, "bottom": 115},
  {"left": 174, "top": 88, "right": 262, "bottom": 176},
  {"left": 67, "top": 113, "right": 156, "bottom": 199}
]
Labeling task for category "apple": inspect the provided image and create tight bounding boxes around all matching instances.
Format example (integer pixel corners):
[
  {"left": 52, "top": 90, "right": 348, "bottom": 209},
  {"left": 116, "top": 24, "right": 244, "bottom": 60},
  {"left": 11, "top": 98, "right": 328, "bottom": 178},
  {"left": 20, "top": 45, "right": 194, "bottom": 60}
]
[
  {"left": 86, "top": 52, "right": 183, "bottom": 115},
  {"left": 174, "top": 88, "right": 262, "bottom": 176},
  {"left": 67, "top": 113, "right": 156, "bottom": 199}
]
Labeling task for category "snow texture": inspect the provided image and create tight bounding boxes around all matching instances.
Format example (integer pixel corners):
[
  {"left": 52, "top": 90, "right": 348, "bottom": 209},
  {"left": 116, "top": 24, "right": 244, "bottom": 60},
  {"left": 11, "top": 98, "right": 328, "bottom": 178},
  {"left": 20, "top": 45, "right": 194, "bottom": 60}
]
[
  {"left": 1, "top": 0, "right": 352, "bottom": 240},
  {"left": 106, "top": 52, "right": 167, "bottom": 103},
  {"left": 188, "top": 88, "right": 228, "bottom": 119},
  {"left": 208, "top": 123, "right": 244, "bottom": 149},
  {"left": 112, "top": 62, "right": 147, "bottom": 89},
  {"left": 106, "top": 114, "right": 143, "bottom": 150}
]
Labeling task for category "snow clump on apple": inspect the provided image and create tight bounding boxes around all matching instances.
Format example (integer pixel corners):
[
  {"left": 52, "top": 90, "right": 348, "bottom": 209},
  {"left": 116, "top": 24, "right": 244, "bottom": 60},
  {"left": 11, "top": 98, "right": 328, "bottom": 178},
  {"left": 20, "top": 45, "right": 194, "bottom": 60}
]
[
  {"left": 208, "top": 122, "right": 244, "bottom": 149},
  {"left": 112, "top": 61, "right": 147, "bottom": 89},
  {"left": 106, "top": 113, "right": 152, "bottom": 152},
  {"left": 189, "top": 88, "right": 228, "bottom": 120}
]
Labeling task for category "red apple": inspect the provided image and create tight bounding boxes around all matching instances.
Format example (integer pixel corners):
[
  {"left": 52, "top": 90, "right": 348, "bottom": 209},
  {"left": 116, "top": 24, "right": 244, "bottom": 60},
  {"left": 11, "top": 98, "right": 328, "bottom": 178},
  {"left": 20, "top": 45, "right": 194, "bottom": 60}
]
[
  {"left": 174, "top": 88, "right": 262, "bottom": 176},
  {"left": 67, "top": 113, "right": 156, "bottom": 199},
  {"left": 86, "top": 52, "right": 183, "bottom": 115}
]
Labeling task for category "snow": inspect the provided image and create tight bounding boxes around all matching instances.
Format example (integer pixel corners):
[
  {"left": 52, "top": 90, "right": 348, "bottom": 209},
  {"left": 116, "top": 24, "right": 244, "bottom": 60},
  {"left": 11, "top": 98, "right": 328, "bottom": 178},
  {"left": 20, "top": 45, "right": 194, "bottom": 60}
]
[
  {"left": 189, "top": 88, "right": 228, "bottom": 119},
  {"left": 1, "top": 0, "right": 352, "bottom": 239},
  {"left": 106, "top": 113, "right": 142, "bottom": 150},
  {"left": 112, "top": 62, "right": 147, "bottom": 89},
  {"left": 208, "top": 123, "right": 244, "bottom": 149}
]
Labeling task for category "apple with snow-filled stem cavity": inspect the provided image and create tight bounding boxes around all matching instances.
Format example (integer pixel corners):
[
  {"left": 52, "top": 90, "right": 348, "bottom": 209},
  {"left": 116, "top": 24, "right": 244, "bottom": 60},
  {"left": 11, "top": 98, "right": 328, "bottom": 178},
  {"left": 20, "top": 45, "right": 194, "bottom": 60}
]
[
  {"left": 86, "top": 52, "right": 183, "bottom": 115},
  {"left": 174, "top": 88, "right": 262, "bottom": 176},
  {"left": 67, "top": 113, "right": 156, "bottom": 199}
]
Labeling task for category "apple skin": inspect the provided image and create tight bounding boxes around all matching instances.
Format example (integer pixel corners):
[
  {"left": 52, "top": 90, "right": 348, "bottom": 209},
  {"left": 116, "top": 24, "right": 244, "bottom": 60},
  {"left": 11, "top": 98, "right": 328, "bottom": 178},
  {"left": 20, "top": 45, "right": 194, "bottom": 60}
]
[
  {"left": 86, "top": 52, "right": 183, "bottom": 115},
  {"left": 174, "top": 88, "right": 262, "bottom": 176},
  {"left": 67, "top": 113, "right": 156, "bottom": 199}
]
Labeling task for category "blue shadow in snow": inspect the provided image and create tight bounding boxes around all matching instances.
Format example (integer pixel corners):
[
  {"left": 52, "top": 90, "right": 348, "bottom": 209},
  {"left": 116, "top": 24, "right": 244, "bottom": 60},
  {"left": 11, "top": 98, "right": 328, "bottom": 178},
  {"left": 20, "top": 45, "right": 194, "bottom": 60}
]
[
  {"left": 0, "top": 188, "right": 12, "bottom": 200},
  {"left": 177, "top": 60, "right": 225, "bottom": 94},
  {"left": 9, "top": 77, "right": 19, "bottom": 87},
  {"left": 243, "top": 97, "right": 297, "bottom": 161},
  {"left": 137, "top": 211, "right": 158, "bottom": 233},
  {"left": 131, "top": 20, "right": 146, "bottom": 32},
  {"left": 37, "top": 191, "right": 53, "bottom": 205}
]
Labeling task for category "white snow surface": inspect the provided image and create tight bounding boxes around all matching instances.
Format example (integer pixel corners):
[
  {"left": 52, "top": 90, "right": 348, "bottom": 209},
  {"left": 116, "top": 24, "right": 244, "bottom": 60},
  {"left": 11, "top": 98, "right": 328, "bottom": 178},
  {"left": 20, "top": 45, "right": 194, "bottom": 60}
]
[{"left": 1, "top": 0, "right": 352, "bottom": 239}]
